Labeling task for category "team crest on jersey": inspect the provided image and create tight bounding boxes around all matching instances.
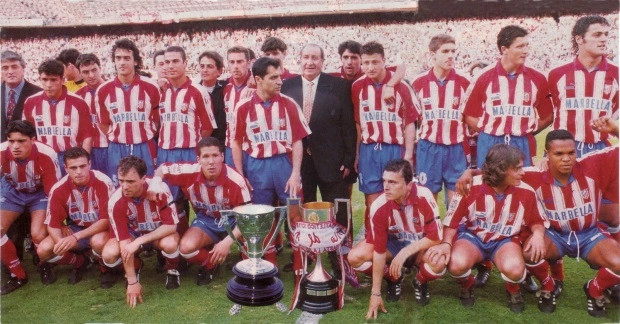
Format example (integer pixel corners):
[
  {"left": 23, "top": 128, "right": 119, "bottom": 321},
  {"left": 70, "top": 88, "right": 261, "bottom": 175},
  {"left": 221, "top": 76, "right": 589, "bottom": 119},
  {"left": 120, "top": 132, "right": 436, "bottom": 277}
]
[
  {"left": 63, "top": 115, "right": 71, "bottom": 125},
  {"left": 279, "top": 118, "right": 286, "bottom": 128},
  {"left": 137, "top": 100, "right": 145, "bottom": 110},
  {"left": 412, "top": 216, "right": 419, "bottom": 224},
  {"left": 453, "top": 97, "right": 460, "bottom": 107},
  {"left": 507, "top": 213, "right": 516, "bottom": 222},
  {"left": 604, "top": 84, "right": 612, "bottom": 95},
  {"left": 523, "top": 92, "right": 530, "bottom": 104},
  {"left": 180, "top": 103, "right": 189, "bottom": 114},
  {"left": 581, "top": 189, "right": 590, "bottom": 200}
]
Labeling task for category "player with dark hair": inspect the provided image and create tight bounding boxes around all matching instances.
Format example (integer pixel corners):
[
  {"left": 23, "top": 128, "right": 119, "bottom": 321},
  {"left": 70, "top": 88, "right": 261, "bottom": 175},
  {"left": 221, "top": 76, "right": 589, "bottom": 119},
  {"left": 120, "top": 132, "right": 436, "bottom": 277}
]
[
  {"left": 261, "top": 37, "right": 298, "bottom": 80},
  {"left": 231, "top": 57, "right": 311, "bottom": 267},
  {"left": 56, "top": 48, "right": 86, "bottom": 93},
  {"left": 0, "top": 120, "right": 61, "bottom": 295},
  {"left": 198, "top": 51, "right": 227, "bottom": 144},
  {"left": 102, "top": 155, "right": 180, "bottom": 307},
  {"left": 148, "top": 137, "right": 250, "bottom": 285},
  {"left": 348, "top": 159, "right": 443, "bottom": 319},
  {"left": 152, "top": 49, "right": 168, "bottom": 93},
  {"left": 37, "top": 147, "right": 115, "bottom": 288},
  {"left": 428, "top": 144, "right": 546, "bottom": 313},
  {"left": 462, "top": 25, "right": 553, "bottom": 168},
  {"left": 22, "top": 59, "right": 93, "bottom": 176},
  {"left": 75, "top": 53, "right": 108, "bottom": 175},
  {"left": 352, "top": 41, "right": 419, "bottom": 232},
  {"left": 96, "top": 38, "right": 160, "bottom": 185}
]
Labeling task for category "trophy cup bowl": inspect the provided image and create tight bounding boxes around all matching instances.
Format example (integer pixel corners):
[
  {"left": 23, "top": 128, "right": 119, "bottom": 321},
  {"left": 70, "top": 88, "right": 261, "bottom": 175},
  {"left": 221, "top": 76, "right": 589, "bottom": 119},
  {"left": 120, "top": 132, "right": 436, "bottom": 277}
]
[
  {"left": 221, "top": 204, "right": 286, "bottom": 307},
  {"left": 288, "top": 198, "right": 351, "bottom": 314}
]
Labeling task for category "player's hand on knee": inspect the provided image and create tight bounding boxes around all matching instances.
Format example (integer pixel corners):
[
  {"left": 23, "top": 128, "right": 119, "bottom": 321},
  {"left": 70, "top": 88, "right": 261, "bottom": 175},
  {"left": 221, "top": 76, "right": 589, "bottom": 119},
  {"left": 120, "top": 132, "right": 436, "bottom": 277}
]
[
  {"left": 389, "top": 252, "right": 407, "bottom": 279},
  {"left": 126, "top": 282, "right": 143, "bottom": 308},
  {"left": 53, "top": 235, "right": 78, "bottom": 255},
  {"left": 210, "top": 241, "right": 230, "bottom": 265}
]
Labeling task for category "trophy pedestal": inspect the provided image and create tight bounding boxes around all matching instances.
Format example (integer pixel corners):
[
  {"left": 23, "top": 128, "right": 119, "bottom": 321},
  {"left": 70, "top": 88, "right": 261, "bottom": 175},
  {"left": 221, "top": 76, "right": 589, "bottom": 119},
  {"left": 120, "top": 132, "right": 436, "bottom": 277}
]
[
  {"left": 297, "top": 276, "right": 340, "bottom": 314},
  {"left": 226, "top": 262, "right": 284, "bottom": 307}
]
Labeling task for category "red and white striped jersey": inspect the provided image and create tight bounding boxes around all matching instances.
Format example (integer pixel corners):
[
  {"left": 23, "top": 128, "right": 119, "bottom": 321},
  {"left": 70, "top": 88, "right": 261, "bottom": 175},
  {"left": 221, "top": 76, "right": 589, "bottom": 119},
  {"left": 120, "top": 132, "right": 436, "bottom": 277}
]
[
  {"left": 22, "top": 87, "right": 93, "bottom": 153},
  {"left": 0, "top": 141, "right": 61, "bottom": 194},
  {"left": 158, "top": 79, "right": 216, "bottom": 149},
  {"left": 160, "top": 163, "right": 251, "bottom": 218},
  {"left": 368, "top": 184, "right": 442, "bottom": 254},
  {"left": 412, "top": 69, "right": 470, "bottom": 144},
  {"left": 76, "top": 85, "right": 109, "bottom": 148},
  {"left": 444, "top": 176, "right": 545, "bottom": 243},
  {"left": 223, "top": 75, "right": 251, "bottom": 147},
  {"left": 108, "top": 180, "right": 178, "bottom": 241},
  {"left": 548, "top": 57, "right": 619, "bottom": 144},
  {"left": 96, "top": 75, "right": 160, "bottom": 144},
  {"left": 352, "top": 71, "right": 419, "bottom": 145},
  {"left": 233, "top": 93, "right": 311, "bottom": 159},
  {"left": 462, "top": 61, "right": 553, "bottom": 136},
  {"left": 522, "top": 145, "right": 618, "bottom": 232},
  {"left": 329, "top": 65, "right": 396, "bottom": 82},
  {"left": 45, "top": 170, "right": 115, "bottom": 228}
]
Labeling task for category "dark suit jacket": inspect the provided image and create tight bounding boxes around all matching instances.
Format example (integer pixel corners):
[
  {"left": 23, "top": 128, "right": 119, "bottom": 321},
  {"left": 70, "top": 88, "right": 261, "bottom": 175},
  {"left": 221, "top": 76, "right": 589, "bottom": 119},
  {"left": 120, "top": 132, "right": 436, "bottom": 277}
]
[
  {"left": 1, "top": 80, "right": 42, "bottom": 141},
  {"left": 282, "top": 73, "right": 356, "bottom": 183}
]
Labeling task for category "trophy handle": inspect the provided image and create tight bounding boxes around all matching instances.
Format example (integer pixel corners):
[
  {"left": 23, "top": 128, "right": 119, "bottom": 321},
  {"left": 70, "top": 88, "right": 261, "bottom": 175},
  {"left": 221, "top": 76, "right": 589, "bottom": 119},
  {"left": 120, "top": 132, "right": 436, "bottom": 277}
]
[
  {"left": 286, "top": 198, "right": 302, "bottom": 232},
  {"left": 334, "top": 198, "right": 352, "bottom": 237},
  {"left": 264, "top": 206, "right": 287, "bottom": 250},
  {"left": 221, "top": 210, "right": 248, "bottom": 258}
]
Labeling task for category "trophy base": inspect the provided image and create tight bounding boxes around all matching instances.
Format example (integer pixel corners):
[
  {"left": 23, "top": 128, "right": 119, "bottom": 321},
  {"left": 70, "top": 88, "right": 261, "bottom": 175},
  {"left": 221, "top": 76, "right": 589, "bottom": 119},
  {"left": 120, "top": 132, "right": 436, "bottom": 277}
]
[
  {"left": 226, "top": 263, "right": 284, "bottom": 307},
  {"left": 297, "top": 276, "right": 340, "bottom": 314}
]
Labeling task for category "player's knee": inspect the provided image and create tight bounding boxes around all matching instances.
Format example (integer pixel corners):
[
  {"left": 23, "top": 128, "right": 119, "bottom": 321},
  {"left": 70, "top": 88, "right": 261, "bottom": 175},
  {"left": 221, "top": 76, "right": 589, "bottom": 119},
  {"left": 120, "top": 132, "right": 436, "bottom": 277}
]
[
  {"left": 30, "top": 229, "right": 47, "bottom": 245},
  {"left": 159, "top": 235, "right": 180, "bottom": 254},
  {"left": 447, "top": 253, "right": 470, "bottom": 275},
  {"left": 101, "top": 239, "right": 119, "bottom": 263},
  {"left": 501, "top": 263, "right": 525, "bottom": 281},
  {"left": 90, "top": 232, "right": 109, "bottom": 251},
  {"left": 36, "top": 237, "right": 54, "bottom": 258},
  {"left": 179, "top": 236, "right": 199, "bottom": 255}
]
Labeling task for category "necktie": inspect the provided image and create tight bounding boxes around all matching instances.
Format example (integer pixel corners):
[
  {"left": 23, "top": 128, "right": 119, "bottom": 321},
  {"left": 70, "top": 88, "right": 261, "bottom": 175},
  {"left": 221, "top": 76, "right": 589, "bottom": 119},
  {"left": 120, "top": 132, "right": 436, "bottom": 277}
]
[
  {"left": 303, "top": 81, "right": 314, "bottom": 122},
  {"left": 7, "top": 89, "right": 16, "bottom": 121}
]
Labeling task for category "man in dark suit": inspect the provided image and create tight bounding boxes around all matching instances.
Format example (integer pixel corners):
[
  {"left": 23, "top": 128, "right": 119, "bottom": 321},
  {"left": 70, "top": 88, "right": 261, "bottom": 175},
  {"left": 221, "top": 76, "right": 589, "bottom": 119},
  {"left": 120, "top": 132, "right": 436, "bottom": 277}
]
[
  {"left": 281, "top": 44, "right": 358, "bottom": 285},
  {"left": 1, "top": 50, "right": 43, "bottom": 263}
]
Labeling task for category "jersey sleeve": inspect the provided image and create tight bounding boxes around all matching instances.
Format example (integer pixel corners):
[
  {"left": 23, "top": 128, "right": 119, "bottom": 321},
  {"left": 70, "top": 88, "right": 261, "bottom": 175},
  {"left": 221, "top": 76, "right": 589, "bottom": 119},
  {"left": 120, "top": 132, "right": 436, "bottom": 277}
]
[
  {"left": 418, "top": 189, "right": 442, "bottom": 241},
  {"left": 157, "top": 183, "right": 179, "bottom": 226},
  {"left": 45, "top": 185, "right": 68, "bottom": 228},
  {"left": 462, "top": 76, "right": 486, "bottom": 118},
  {"left": 522, "top": 189, "right": 546, "bottom": 228},
  {"left": 533, "top": 73, "right": 553, "bottom": 120},
  {"left": 233, "top": 102, "right": 248, "bottom": 142},
  {"left": 398, "top": 82, "right": 420, "bottom": 126},
  {"left": 351, "top": 81, "right": 362, "bottom": 124},
  {"left": 109, "top": 198, "right": 131, "bottom": 241},
  {"left": 195, "top": 87, "right": 216, "bottom": 133},
  {"left": 160, "top": 162, "right": 200, "bottom": 188},
  {"left": 443, "top": 193, "right": 469, "bottom": 229},
  {"left": 96, "top": 86, "right": 111, "bottom": 127},
  {"left": 74, "top": 98, "right": 94, "bottom": 143},
  {"left": 94, "top": 179, "right": 113, "bottom": 221},
  {"left": 370, "top": 205, "right": 390, "bottom": 254},
  {"left": 40, "top": 150, "right": 61, "bottom": 195}
]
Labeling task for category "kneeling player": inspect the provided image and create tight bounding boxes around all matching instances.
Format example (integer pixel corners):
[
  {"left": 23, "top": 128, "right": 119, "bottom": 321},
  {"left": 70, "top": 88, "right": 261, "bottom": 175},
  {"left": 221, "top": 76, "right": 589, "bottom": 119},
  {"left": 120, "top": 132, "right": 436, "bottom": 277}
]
[
  {"left": 102, "top": 156, "right": 180, "bottom": 308},
  {"left": 428, "top": 144, "right": 546, "bottom": 313},
  {"left": 148, "top": 137, "right": 250, "bottom": 285},
  {"left": 348, "top": 159, "right": 444, "bottom": 320},
  {"left": 37, "top": 147, "right": 114, "bottom": 287}
]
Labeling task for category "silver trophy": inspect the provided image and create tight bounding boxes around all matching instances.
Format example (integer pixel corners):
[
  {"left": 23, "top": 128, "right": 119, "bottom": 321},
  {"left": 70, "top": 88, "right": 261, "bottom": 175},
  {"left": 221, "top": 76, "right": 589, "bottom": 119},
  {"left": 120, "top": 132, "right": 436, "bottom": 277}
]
[{"left": 221, "top": 204, "right": 287, "bottom": 314}]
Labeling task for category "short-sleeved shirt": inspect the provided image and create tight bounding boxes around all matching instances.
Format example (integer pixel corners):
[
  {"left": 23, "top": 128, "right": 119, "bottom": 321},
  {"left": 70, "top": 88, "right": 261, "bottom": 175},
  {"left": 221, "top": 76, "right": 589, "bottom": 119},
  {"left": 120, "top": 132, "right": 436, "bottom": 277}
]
[
  {"left": 158, "top": 79, "right": 216, "bottom": 149},
  {"left": 233, "top": 92, "right": 311, "bottom": 159},
  {"left": 223, "top": 74, "right": 251, "bottom": 148},
  {"left": 76, "top": 85, "right": 109, "bottom": 148},
  {"left": 108, "top": 180, "right": 178, "bottom": 241},
  {"left": 368, "top": 184, "right": 442, "bottom": 254},
  {"left": 412, "top": 69, "right": 470, "bottom": 145},
  {"left": 45, "top": 170, "right": 115, "bottom": 228},
  {"left": 462, "top": 61, "right": 552, "bottom": 136},
  {"left": 22, "top": 86, "right": 93, "bottom": 152},
  {"left": 548, "top": 57, "right": 619, "bottom": 144},
  {"left": 352, "top": 70, "right": 419, "bottom": 145},
  {"left": 0, "top": 141, "right": 60, "bottom": 194},
  {"left": 160, "top": 163, "right": 251, "bottom": 218},
  {"left": 444, "top": 176, "right": 546, "bottom": 243},
  {"left": 96, "top": 75, "right": 160, "bottom": 144}
]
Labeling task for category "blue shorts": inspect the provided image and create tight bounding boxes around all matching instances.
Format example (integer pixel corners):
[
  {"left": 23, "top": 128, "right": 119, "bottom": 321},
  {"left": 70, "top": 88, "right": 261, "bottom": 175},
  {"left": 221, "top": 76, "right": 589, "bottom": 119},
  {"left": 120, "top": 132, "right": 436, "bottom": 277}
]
[
  {"left": 90, "top": 147, "right": 109, "bottom": 176},
  {"left": 416, "top": 139, "right": 467, "bottom": 193},
  {"left": 224, "top": 147, "right": 248, "bottom": 174},
  {"left": 477, "top": 133, "right": 533, "bottom": 167},
  {"left": 358, "top": 143, "right": 403, "bottom": 194},
  {"left": 457, "top": 229, "right": 515, "bottom": 261},
  {"left": 246, "top": 153, "right": 292, "bottom": 205},
  {"left": 68, "top": 223, "right": 92, "bottom": 250},
  {"left": 191, "top": 214, "right": 235, "bottom": 243},
  {"left": 546, "top": 226, "right": 608, "bottom": 260},
  {"left": 157, "top": 147, "right": 196, "bottom": 200},
  {"left": 386, "top": 236, "right": 413, "bottom": 258},
  {"left": 575, "top": 140, "right": 608, "bottom": 158},
  {"left": 0, "top": 177, "right": 48, "bottom": 213},
  {"left": 107, "top": 140, "right": 157, "bottom": 186}
]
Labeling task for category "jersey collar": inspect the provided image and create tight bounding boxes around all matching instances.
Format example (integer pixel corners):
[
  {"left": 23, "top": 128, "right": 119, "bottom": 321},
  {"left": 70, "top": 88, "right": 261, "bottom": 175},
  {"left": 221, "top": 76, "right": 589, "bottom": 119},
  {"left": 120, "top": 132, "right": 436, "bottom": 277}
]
[
  {"left": 113, "top": 74, "right": 141, "bottom": 88},
  {"left": 495, "top": 60, "right": 526, "bottom": 77},
  {"left": 427, "top": 68, "right": 456, "bottom": 83},
  {"left": 573, "top": 56, "right": 609, "bottom": 72}
]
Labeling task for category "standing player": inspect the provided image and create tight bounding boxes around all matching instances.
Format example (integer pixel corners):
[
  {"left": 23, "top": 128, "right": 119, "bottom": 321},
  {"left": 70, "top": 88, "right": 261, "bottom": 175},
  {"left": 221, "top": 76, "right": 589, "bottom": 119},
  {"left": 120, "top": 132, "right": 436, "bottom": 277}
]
[
  {"left": 96, "top": 38, "right": 160, "bottom": 185},
  {"left": 102, "top": 156, "right": 180, "bottom": 308},
  {"left": 347, "top": 159, "right": 444, "bottom": 319},
  {"left": 37, "top": 147, "right": 115, "bottom": 287},
  {"left": 75, "top": 53, "right": 108, "bottom": 175},
  {"left": 428, "top": 144, "right": 546, "bottom": 313},
  {"left": 56, "top": 48, "right": 86, "bottom": 93},
  {"left": 412, "top": 34, "right": 470, "bottom": 205},
  {"left": 22, "top": 59, "right": 93, "bottom": 175},
  {"left": 352, "top": 41, "right": 418, "bottom": 227},
  {"left": 197, "top": 51, "right": 227, "bottom": 144},
  {"left": 152, "top": 50, "right": 168, "bottom": 94},
  {"left": 231, "top": 57, "right": 310, "bottom": 266},
  {"left": 0, "top": 121, "right": 61, "bottom": 295},
  {"left": 261, "top": 37, "right": 298, "bottom": 81},
  {"left": 462, "top": 25, "right": 553, "bottom": 167},
  {"left": 148, "top": 137, "right": 250, "bottom": 285}
]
